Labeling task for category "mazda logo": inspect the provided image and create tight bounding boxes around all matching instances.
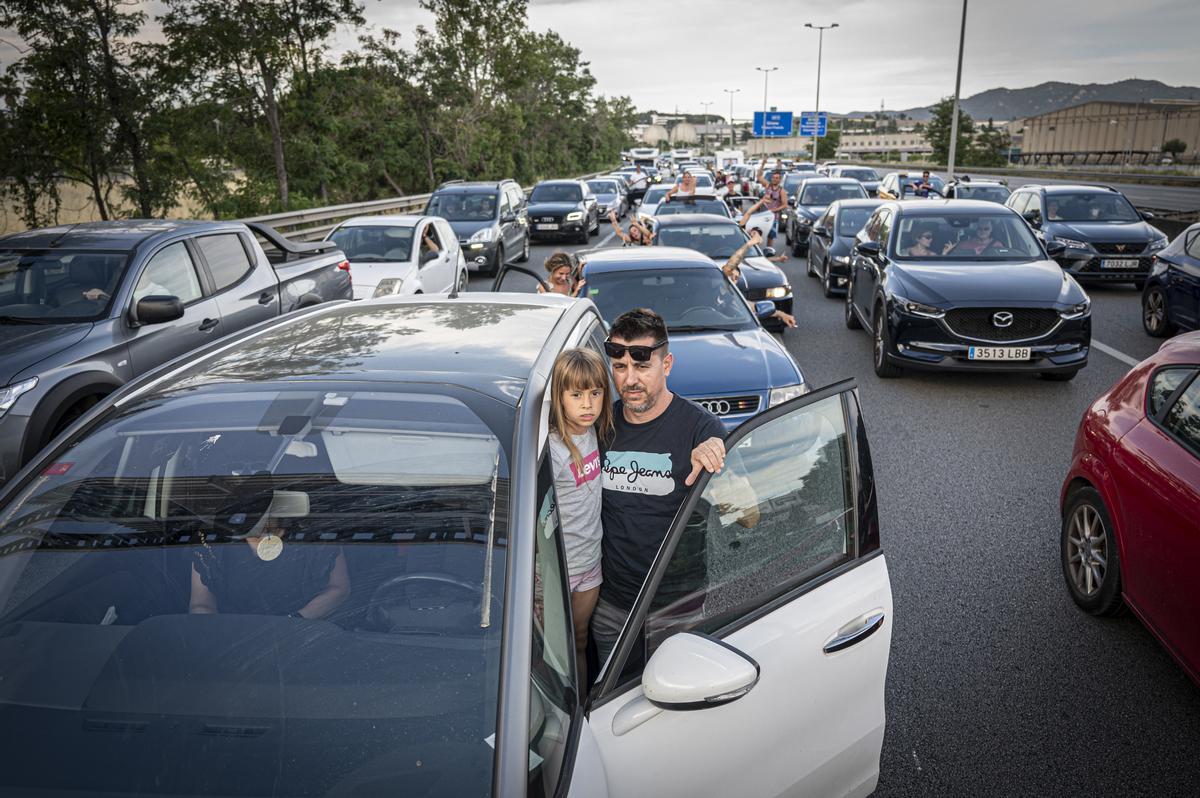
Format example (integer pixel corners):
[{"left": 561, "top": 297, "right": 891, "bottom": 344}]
[
  {"left": 699, "top": 399, "right": 733, "bottom": 416},
  {"left": 993, "top": 311, "right": 1014, "bottom": 328}
]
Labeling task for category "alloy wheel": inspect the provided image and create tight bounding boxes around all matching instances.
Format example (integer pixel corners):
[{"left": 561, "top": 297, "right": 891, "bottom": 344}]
[
  {"left": 874, "top": 315, "right": 885, "bottom": 367},
  {"left": 1144, "top": 289, "right": 1165, "bottom": 333},
  {"left": 1066, "top": 504, "right": 1108, "bottom": 597}
]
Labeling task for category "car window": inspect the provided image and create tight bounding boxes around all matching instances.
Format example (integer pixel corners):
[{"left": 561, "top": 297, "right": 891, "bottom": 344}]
[
  {"left": 893, "top": 213, "right": 1042, "bottom": 260},
  {"left": 1163, "top": 376, "right": 1200, "bottom": 456},
  {"left": 1185, "top": 231, "right": 1200, "bottom": 260},
  {"left": 654, "top": 198, "right": 729, "bottom": 217},
  {"left": 1150, "top": 367, "right": 1197, "bottom": 417},
  {"left": 584, "top": 267, "right": 756, "bottom": 332},
  {"left": 0, "top": 387, "right": 511, "bottom": 796},
  {"left": 1008, "top": 192, "right": 1030, "bottom": 216},
  {"left": 529, "top": 454, "right": 577, "bottom": 797},
  {"left": 640, "top": 393, "right": 855, "bottom": 659},
  {"left": 1045, "top": 191, "right": 1139, "bottom": 222},
  {"left": 878, "top": 210, "right": 894, "bottom": 251},
  {"left": 196, "top": 233, "right": 254, "bottom": 293},
  {"left": 500, "top": 191, "right": 512, "bottom": 215},
  {"left": 816, "top": 208, "right": 833, "bottom": 230},
  {"left": 530, "top": 184, "right": 583, "bottom": 203},
  {"left": 838, "top": 207, "right": 875, "bottom": 238},
  {"left": 329, "top": 225, "right": 415, "bottom": 262},
  {"left": 800, "top": 183, "right": 866, "bottom": 205},
  {"left": 655, "top": 223, "right": 757, "bottom": 258},
  {"left": 135, "top": 242, "right": 203, "bottom": 304},
  {"left": 0, "top": 248, "right": 128, "bottom": 321}
]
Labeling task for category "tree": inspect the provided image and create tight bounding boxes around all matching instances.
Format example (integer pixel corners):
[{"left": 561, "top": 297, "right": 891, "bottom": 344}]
[
  {"left": 925, "top": 97, "right": 975, "bottom": 166},
  {"left": 967, "top": 118, "right": 1011, "bottom": 167},
  {"left": 816, "top": 127, "right": 841, "bottom": 160},
  {"left": 1163, "top": 138, "right": 1187, "bottom": 157}
]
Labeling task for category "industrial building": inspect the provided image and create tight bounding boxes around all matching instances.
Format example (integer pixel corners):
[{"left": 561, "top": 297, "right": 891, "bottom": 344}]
[{"left": 1012, "top": 101, "right": 1198, "bottom": 165}]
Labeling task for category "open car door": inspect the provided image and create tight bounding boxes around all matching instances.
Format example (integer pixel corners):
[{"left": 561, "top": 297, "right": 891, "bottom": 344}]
[{"left": 576, "top": 381, "right": 892, "bottom": 798}]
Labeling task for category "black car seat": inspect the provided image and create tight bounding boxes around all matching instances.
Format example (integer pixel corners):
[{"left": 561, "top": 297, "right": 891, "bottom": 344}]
[{"left": 52, "top": 255, "right": 114, "bottom": 307}]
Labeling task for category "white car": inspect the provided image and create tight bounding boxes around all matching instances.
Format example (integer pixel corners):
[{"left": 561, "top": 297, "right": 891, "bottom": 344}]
[
  {"left": 726, "top": 194, "right": 778, "bottom": 240},
  {"left": 325, "top": 215, "right": 467, "bottom": 299},
  {"left": 638, "top": 184, "right": 675, "bottom": 223}
]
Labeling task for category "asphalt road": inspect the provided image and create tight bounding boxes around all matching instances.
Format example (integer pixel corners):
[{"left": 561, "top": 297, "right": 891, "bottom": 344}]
[{"left": 475, "top": 231, "right": 1200, "bottom": 797}]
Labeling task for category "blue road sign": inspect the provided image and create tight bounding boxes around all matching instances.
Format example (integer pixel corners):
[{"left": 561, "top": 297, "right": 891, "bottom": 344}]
[
  {"left": 799, "top": 111, "right": 828, "bottom": 137},
  {"left": 752, "top": 111, "right": 794, "bottom": 137}
]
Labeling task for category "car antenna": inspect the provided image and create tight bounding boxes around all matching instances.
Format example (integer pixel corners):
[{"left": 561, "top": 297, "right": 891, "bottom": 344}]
[{"left": 47, "top": 223, "right": 80, "bottom": 248}]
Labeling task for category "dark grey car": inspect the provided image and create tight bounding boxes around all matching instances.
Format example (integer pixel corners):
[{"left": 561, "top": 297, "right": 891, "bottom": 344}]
[
  {"left": 0, "top": 220, "right": 350, "bottom": 483},
  {"left": 424, "top": 180, "right": 530, "bottom": 275},
  {"left": 806, "top": 199, "right": 884, "bottom": 297}
]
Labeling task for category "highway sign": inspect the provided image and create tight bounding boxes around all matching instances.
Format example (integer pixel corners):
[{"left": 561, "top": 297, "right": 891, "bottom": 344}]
[
  {"left": 799, "top": 111, "right": 828, "bottom": 137},
  {"left": 753, "top": 111, "right": 794, "bottom": 137}
]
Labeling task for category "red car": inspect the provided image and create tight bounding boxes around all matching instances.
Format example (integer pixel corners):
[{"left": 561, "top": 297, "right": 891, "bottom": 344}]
[{"left": 1060, "top": 331, "right": 1200, "bottom": 685}]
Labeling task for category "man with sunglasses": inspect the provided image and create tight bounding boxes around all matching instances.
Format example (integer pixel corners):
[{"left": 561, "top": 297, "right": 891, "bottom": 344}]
[{"left": 592, "top": 308, "right": 728, "bottom": 664}]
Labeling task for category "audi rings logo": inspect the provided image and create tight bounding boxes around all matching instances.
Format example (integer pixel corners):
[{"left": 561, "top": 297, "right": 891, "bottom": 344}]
[
  {"left": 992, "top": 311, "right": 1014, "bottom": 328},
  {"left": 699, "top": 399, "right": 732, "bottom": 416}
]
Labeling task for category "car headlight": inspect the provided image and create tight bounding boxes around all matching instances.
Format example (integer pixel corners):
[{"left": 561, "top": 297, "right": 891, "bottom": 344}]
[
  {"left": 1053, "top": 236, "right": 1089, "bottom": 250},
  {"left": 1060, "top": 299, "right": 1091, "bottom": 320},
  {"left": 0, "top": 377, "right": 38, "bottom": 417},
  {"left": 565, "top": 211, "right": 584, "bottom": 221},
  {"left": 469, "top": 227, "right": 493, "bottom": 243},
  {"left": 833, "top": 255, "right": 851, "bottom": 265},
  {"left": 897, "top": 298, "right": 945, "bottom": 318},
  {"left": 764, "top": 285, "right": 789, "bottom": 299},
  {"left": 769, "top": 383, "right": 809, "bottom": 407},
  {"left": 372, "top": 279, "right": 405, "bottom": 298},
  {"left": 1149, "top": 236, "right": 1169, "bottom": 251}
]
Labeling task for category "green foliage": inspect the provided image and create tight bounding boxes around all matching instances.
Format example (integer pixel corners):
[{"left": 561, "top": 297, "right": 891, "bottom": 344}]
[
  {"left": 925, "top": 97, "right": 976, "bottom": 166},
  {"left": 967, "top": 119, "right": 1012, "bottom": 167},
  {"left": 816, "top": 128, "right": 841, "bottom": 160},
  {"left": 1163, "top": 138, "right": 1187, "bottom": 156}
]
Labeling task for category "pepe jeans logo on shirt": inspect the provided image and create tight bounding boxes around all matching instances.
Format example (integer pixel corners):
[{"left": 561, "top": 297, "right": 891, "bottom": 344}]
[{"left": 603, "top": 451, "right": 674, "bottom": 496}]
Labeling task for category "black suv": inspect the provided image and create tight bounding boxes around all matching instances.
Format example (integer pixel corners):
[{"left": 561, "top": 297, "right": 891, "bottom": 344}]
[
  {"left": 1006, "top": 184, "right": 1168, "bottom": 288},
  {"left": 424, "top": 179, "right": 529, "bottom": 275},
  {"left": 526, "top": 180, "right": 600, "bottom": 244}
]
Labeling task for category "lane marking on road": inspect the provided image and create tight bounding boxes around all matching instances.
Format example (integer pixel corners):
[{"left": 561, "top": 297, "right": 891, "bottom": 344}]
[
  {"left": 1092, "top": 339, "right": 1141, "bottom": 368},
  {"left": 596, "top": 230, "right": 617, "bottom": 247}
]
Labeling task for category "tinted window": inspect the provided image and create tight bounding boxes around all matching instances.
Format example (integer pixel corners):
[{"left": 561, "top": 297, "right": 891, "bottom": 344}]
[
  {"left": 136, "top": 242, "right": 202, "bottom": 303},
  {"left": 783, "top": 174, "right": 807, "bottom": 194},
  {"left": 838, "top": 207, "right": 876, "bottom": 237},
  {"left": 893, "top": 213, "right": 1042, "bottom": 260},
  {"left": 1150, "top": 367, "right": 1196, "bottom": 416},
  {"left": 328, "top": 224, "right": 415, "bottom": 262},
  {"left": 839, "top": 169, "right": 879, "bottom": 181},
  {"left": 196, "top": 234, "right": 254, "bottom": 292},
  {"left": 427, "top": 190, "right": 499, "bottom": 222},
  {"left": 587, "top": 180, "right": 620, "bottom": 194},
  {"left": 584, "top": 267, "right": 755, "bottom": 332},
  {"left": 1045, "top": 192, "right": 1139, "bottom": 223},
  {"left": 0, "top": 248, "right": 127, "bottom": 322},
  {"left": 956, "top": 186, "right": 1012, "bottom": 203},
  {"left": 530, "top": 184, "right": 583, "bottom": 203},
  {"left": 656, "top": 223, "right": 759, "bottom": 259},
  {"left": 1008, "top": 192, "right": 1030, "bottom": 216},
  {"left": 655, "top": 199, "right": 730, "bottom": 217},
  {"left": 1164, "top": 377, "right": 1200, "bottom": 456},
  {"left": 1185, "top": 231, "right": 1200, "bottom": 260},
  {"left": 643, "top": 186, "right": 671, "bottom": 205},
  {"left": 802, "top": 183, "right": 867, "bottom": 205},
  {"left": 642, "top": 394, "right": 854, "bottom": 657},
  {"left": 0, "top": 387, "right": 510, "bottom": 796}
]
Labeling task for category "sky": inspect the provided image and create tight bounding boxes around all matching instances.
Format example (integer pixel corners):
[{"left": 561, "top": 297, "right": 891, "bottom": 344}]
[{"left": 347, "top": 0, "right": 1199, "bottom": 118}]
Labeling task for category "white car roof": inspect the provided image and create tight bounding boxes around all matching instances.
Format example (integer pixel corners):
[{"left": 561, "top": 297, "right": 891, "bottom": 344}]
[{"left": 337, "top": 215, "right": 427, "bottom": 228}]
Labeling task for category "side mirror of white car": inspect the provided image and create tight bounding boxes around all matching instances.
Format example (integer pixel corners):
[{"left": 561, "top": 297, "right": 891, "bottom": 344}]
[{"left": 641, "top": 632, "right": 760, "bottom": 709}]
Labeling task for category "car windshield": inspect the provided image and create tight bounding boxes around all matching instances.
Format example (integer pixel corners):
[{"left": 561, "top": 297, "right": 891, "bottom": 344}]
[
  {"left": 656, "top": 223, "right": 761, "bottom": 259},
  {"left": 1046, "top": 192, "right": 1141, "bottom": 222},
  {"left": 800, "top": 183, "right": 867, "bottom": 205},
  {"left": 0, "top": 385, "right": 510, "bottom": 797},
  {"left": 585, "top": 266, "right": 756, "bottom": 331},
  {"left": 956, "top": 185, "right": 1011, "bottom": 203},
  {"left": 839, "top": 169, "right": 879, "bottom": 181},
  {"left": 426, "top": 191, "right": 498, "bottom": 222},
  {"left": 655, "top": 198, "right": 730, "bottom": 217},
  {"left": 328, "top": 225, "right": 415, "bottom": 262},
  {"left": 894, "top": 213, "right": 1043, "bottom": 260},
  {"left": 838, "top": 208, "right": 877, "bottom": 237},
  {"left": 0, "top": 248, "right": 130, "bottom": 322},
  {"left": 529, "top": 184, "right": 582, "bottom": 203},
  {"left": 587, "top": 180, "right": 620, "bottom": 195}
]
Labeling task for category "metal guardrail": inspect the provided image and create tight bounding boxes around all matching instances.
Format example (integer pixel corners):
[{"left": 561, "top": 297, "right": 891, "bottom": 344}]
[
  {"left": 849, "top": 160, "right": 1200, "bottom": 189},
  {"left": 240, "top": 169, "right": 616, "bottom": 242}
]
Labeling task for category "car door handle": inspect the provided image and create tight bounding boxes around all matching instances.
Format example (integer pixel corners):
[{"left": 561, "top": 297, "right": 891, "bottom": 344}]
[
  {"left": 198, "top": 318, "right": 220, "bottom": 332},
  {"left": 823, "top": 610, "right": 886, "bottom": 654},
  {"left": 257, "top": 291, "right": 274, "bottom": 305}
]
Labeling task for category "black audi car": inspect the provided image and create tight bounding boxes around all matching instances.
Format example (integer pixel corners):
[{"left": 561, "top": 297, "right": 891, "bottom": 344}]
[
  {"left": 787, "top": 178, "right": 869, "bottom": 256},
  {"left": 844, "top": 200, "right": 1091, "bottom": 380},
  {"left": 806, "top": 198, "right": 884, "bottom": 297},
  {"left": 1006, "top": 184, "right": 1168, "bottom": 288},
  {"left": 526, "top": 179, "right": 600, "bottom": 244},
  {"left": 649, "top": 213, "right": 793, "bottom": 331}
]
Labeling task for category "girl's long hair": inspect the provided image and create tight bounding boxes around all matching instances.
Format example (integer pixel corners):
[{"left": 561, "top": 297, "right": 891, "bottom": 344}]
[{"left": 549, "top": 348, "right": 614, "bottom": 471}]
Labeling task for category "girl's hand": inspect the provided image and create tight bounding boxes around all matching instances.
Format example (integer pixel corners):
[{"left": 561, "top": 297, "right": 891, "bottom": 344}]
[
  {"left": 571, "top": 279, "right": 587, "bottom": 297},
  {"left": 536, "top": 283, "right": 547, "bottom": 294}
]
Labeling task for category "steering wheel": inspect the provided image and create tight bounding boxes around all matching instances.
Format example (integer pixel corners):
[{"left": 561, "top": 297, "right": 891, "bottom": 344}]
[
  {"left": 366, "top": 572, "right": 493, "bottom": 633},
  {"left": 678, "top": 305, "right": 716, "bottom": 322}
]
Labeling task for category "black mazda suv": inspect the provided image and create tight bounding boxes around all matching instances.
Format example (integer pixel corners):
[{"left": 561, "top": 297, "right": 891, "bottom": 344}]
[
  {"left": 845, "top": 200, "right": 1091, "bottom": 381},
  {"left": 1006, "top": 184, "right": 1168, "bottom": 288}
]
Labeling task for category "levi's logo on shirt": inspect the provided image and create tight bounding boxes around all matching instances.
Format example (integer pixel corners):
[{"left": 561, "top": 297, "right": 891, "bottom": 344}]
[
  {"left": 570, "top": 449, "right": 602, "bottom": 487},
  {"left": 603, "top": 451, "right": 674, "bottom": 496}
]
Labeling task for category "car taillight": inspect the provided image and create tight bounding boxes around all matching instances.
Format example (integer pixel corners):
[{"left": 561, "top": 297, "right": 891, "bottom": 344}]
[{"left": 337, "top": 260, "right": 351, "bottom": 272}]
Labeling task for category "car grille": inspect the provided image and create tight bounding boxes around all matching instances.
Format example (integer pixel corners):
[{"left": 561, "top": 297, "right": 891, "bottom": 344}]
[
  {"left": 1092, "top": 242, "right": 1146, "bottom": 256},
  {"left": 943, "top": 308, "right": 1061, "bottom": 342},
  {"left": 694, "top": 395, "right": 761, "bottom": 416},
  {"left": 1077, "top": 256, "right": 1152, "bottom": 273},
  {"left": 534, "top": 215, "right": 562, "bottom": 224}
]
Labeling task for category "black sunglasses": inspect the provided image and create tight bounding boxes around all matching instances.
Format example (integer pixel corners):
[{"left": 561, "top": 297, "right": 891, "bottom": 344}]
[{"left": 604, "top": 339, "right": 667, "bottom": 362}]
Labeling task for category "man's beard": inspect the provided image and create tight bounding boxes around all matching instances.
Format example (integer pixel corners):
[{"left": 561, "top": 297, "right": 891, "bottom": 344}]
[{"left": 622, "top": 384, "right": 659, "bottom": 414}]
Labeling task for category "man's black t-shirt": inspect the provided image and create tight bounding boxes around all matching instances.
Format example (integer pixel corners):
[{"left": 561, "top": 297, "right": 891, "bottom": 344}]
[{"left": 600, "top": 394, "right": 724, "bottom": 610}]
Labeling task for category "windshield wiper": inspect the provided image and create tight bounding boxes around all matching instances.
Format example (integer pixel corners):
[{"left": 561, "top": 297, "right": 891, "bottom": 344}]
[
  {"left": 669, "top": 324, "right": 745, "bottom": 332},
  {"left": 346, "top": 256, "right": 399, "bottom": 263},
  {"left": 0, "top": 315, "right": 56, "bottom": 324}
]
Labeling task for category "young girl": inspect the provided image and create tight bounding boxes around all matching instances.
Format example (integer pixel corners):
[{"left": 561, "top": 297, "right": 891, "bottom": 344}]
[
  {"left": 608, "top": 210, "right": 654, "bottom": 246},
  {"left": 538, "top": 251, "right": 586, "bottom": 296},
  {"left": 548, "top": 347, "right": 613, "bottom": 687}
]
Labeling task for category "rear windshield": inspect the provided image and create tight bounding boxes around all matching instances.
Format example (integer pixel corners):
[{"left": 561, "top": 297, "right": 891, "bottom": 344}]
[
  {"left": 655, "top": 198, "right": 730, "bottom": 217},
  {"left": 655, "top": 222, "right": 761, "bottom": 259},
  {"left": 838, "top": 207, "right": 876, "bottom": 237},
  {"left": 0, "top": 386, "right": 510, "bottom": 796},
  {"left": 800, "top": 183, "right": 868, "bottom": 205},
  {"left": 643, "top": 186, "right": 671, "bottom": 205},
  {"left": 956, "top": 185, "right": 1011, "bottom": 203},
  {"left": 585, "top": 267, "right": 755, "bottom": 332},
  {"left": 530, "top": 184, "right": 582, "bottom": 203},
  {"left": 587, "top": 180, "right": 621, "bottom": 194},
  {"left": 426, "top": 191, "right": 498, "bottom": 222},
  {"left": 0, "top": 248, "right": 130, "bottom": 322},
  {"left": 328, "top": 225, "right": 414, "bottom": 262},
  {"left": 1045, "top": 192, "right": 1140, "bottom": 222},
  {"left": 839, "top": 169, "right": 879, "bottom": 181}
]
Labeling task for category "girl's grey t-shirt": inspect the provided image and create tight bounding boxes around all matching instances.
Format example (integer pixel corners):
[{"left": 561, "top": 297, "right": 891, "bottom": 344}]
[{"left": 549, "top": 428, "right": 604, "bottom": 576}]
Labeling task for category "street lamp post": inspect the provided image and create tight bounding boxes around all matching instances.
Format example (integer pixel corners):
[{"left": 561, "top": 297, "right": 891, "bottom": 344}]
[
  {"left": 755, "top": 66, "right": 778, "bottom": 135},
  {"left": 723, "top": 88, "right": 741, "bottom": 148},
  {"left": 805, "top": 22, "right": 838, "bottom": 165},
  {"left": 700, "top": 101, "right": 714, "bottom": 154},
  {"left": 946, "top": 0, "right": 968, "bottom": 179}
]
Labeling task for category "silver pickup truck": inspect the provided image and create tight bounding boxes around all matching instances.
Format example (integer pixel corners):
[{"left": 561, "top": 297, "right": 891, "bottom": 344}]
[{"left": 0, "top": 219, "right": 352, "bottom": 482}]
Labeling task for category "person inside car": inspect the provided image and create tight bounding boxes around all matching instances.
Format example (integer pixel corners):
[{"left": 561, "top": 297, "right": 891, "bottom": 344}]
[
  {"left": 1046, "top": 199, "right": 1062, "bottom": 221},
  {"left": 664, "top": 171, "right": 696, "bottom": 201},
  {"left": 902, "top": 226, "right": 953, "bottom": 257},
  {"left": 913, "top": 170, "right": 935, "bottom": 198},
  {"left": 608, "top": 210, "right": 654, "bottom": 246},
  {"left": 950, "top": 220, "right": 1003, "bottom": 255},
  {"left": 538, "top": 251, "right": 586, "bottom": 297}
]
